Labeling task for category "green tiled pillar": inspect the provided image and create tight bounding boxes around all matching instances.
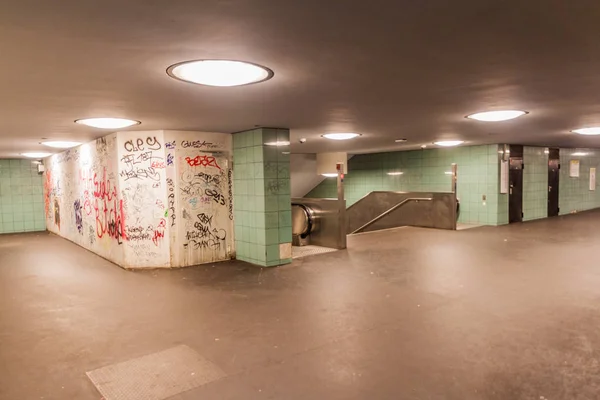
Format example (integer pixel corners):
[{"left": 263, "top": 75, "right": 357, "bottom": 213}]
[{"left": 233, "top": 128, "right": 292, "bottom": 267}]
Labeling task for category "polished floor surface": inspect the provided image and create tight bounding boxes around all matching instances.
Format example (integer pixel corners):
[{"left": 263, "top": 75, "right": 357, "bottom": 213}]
[{"left": 2, "top": 211, "right": 600, "bottom": 399}]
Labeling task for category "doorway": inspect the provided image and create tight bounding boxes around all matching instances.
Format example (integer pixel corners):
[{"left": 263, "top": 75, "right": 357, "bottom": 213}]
[
  {"left": 509, "top": 145, "right": 524, "bottom": 223},
  {"left": 548, "top": 148, "right": 560, "bottom": 217}
]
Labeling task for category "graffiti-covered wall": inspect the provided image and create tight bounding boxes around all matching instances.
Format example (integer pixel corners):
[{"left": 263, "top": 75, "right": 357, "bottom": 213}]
[
  {"left": 45, "top": 134, "right": 129, "bottom": 264},
  {"left": 44, "top": 130, "right": 232, "bottom": 269},
  {"left": 164, "top": 131, "right": 233, "bottom": 267},
  {"left": 117, "top": 131, "right": 171, "bottom": 267}
]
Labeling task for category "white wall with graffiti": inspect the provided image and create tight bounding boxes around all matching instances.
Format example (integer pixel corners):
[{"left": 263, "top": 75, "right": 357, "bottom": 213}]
[
  {"left": 44, "top": 130, "right": 233, "bottom": 269},
  {"left": 163, "top": 131, "right": 233, "bottom": 267}
]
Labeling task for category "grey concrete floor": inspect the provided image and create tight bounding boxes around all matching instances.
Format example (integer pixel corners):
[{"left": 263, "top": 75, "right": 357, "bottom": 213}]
[{"left": 2, "top": 211, "right": 600, "bottom": 399}]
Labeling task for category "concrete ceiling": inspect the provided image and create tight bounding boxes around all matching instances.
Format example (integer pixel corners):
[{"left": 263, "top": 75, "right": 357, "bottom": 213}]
[{"left": 2, "top": 0, "right": 600, "bottom": 157}]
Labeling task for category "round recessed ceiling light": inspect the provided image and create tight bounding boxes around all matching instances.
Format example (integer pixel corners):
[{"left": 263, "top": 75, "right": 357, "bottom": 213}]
[
  {"left": 322, "top": 133, "right": 361, "bottom": 140},
  {"left": 167, "top": 59, "right": 274, "bottom": 87},
  {"left": 434, "top": 140, "right": 464, "bottom": 147},
  {"left": 572, "top": 127, "right": 600, "bottom": 135},
  {"left": 22, "top": 152, "right": 52, "bottom": 158},
  {"left": 41, "top": 141, "right": 82, "bottom": 149},
  {"left": 467, "top": 110, "right": 528, "bottom": 122},
  {"left": 75, "top": 118, "right": 141, "bottom": 129}
]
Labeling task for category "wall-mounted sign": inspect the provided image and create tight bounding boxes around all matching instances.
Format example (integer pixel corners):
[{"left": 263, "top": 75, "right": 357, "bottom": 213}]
[
  {"left": 590, "top": 168, "right": 596, "bottom": 191},
  {"left": 500, "top": 160, "right": 509, "bottom": 194},
  {"left": 570, "top": 160, "right": 580, "bottom": 178}
]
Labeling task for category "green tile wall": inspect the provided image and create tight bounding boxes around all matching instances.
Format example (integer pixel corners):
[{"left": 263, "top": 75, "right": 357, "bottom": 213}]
[
  {"left": 233, "top": 128, "right": 292, "bottom": 267},
  {"left": 308, "top": 145, "right": 508, "bottom": 226},
  {"left": 523, "top": 147, "right": 548, "bottom": 221},
  {"left": 559, "top": 148, "right": 600, "bottom": 214},
  {"left": 0, "top": 159, "right": 46, "bottom": 234}
]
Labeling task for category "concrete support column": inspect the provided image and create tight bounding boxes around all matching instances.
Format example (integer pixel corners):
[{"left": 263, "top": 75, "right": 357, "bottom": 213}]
[{"left": 233, "top": 128, "right": 292, "bottom": 266}]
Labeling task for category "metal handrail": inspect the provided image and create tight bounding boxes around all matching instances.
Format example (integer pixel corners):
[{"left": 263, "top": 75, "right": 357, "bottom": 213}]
[{"left": 350, "top": 197, "right": 433, "bottom": 234}]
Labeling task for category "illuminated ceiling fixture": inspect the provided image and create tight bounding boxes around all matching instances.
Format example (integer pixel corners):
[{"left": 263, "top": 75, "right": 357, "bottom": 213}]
[
  {"left": 322, "top": 133, "right": 361, "bottom": 140},
  {"left": 22, "top": 152, "right": 51, "bottom": 158},
  {"left": 322, "top": 173, "right": 339, "bottom": 177},
  {"left": 395, "top": 138, "right": 408, "bottom": 143},
  {"left": 572, "top": 127, "right": 600, "bottom": 135},
  {"left": 572, "top": 152, "right": 589, "bottom": 156},
  {"left": 41, "top": 141, "right": 82, "bottom": 149},
  {"left": 264, "top": 140, "right": 290, "bottom": 146},
  {"left": 445, "top": 171, "right": 454, "bottom": 175},
  {"left": 75, "top": 118, "right": 141, "bottom": 129},
  {"left": 434, "top": 140, "right": 464, "bottom": 147},
  {"left": 167, "top": 59, "right": 274, "bottom": 87},
  {"left": 387, "top": 172, "right": 404, "bottom": 176},
  {"left": 467, "top": 110, "right": 528, "bottom": 122}
]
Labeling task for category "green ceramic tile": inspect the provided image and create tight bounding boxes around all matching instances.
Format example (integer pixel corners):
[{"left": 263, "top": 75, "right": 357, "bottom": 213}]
[
  {"left": 278, "top": 194, "right": 291, "bottom": 211},
  {"left": 253, "top": 146, "right": 263, "bottom": 162},
  {"left": 265, "top": 228, "right": 279, "bottom": 245},
  {"left": 253, "top": 130, "right": 263, "bottom": 146},
  {"left": 266, "top": 244, "right": 279, "bottom": 263},
  {"left": 279, "top": 210, "right": 292, "bottom": 227},
  {"left": 254, "top": 180, "right": 265, "bottom": 196},
  {"left": 265, "top": 195, "right": 278, "bottom": 212},
  {"left": 279, "top": 226, "right": 292, "bottom": 243}
]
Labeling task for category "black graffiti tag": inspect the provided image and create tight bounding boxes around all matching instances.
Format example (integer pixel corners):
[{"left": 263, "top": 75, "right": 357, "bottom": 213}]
[
  {"left": 227, "top": 169, "right": 233, "bottom": 220},
  {"left": 184, "top": 212, "right": 226, "bottom": 250},
  {"left": 204, "top": 188, "right": 226, "bottom": 206},
  {"left": 181, "top": 140, "right": 219, "bottom": 149},
  {"left": 124, "top": 136, "right": 162, "bottom": 152}
]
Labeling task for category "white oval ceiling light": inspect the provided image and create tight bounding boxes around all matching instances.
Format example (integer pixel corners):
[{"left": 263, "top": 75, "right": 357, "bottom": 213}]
[
  {"left": 167, "top": 59, "right": 274, "bottom": 87},
  {"left": 572, "top": 127, "right": 600, "bottom": 135},
  {"left": 41, "top": 141, "right": 82, "bottom": 149},
  {"left": 434, "top": 140, "right": 464, "bottom": 147},
  {"left": 467, "top": 110, "right": 528, "bottom": 122},
  {"left": 75, "top": 118, "right": 141, "bottom": 129},
  {"left": 322, "top": 133, "right": 361, "bottom": 140},
  {"left": 322, "top": 173, "right": 339, "bottom": 177},
  {"left": 22, "top": 152, "right": 52, "bottom": 158}
]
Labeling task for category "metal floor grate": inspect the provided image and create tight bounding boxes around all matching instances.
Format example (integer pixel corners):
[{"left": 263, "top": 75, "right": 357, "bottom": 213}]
[
  {"left": 292, "top": 245, "right": 338, "bottom": 259},
  {"left": 86, "top": 345, "right": 225, "bottom": 400}
]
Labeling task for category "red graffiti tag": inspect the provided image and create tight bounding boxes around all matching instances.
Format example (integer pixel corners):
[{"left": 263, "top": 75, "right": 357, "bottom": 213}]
[
  {"left": 151, "top": 160, "right": 166, "bottom": 169},
  {"left": 94, "top": 198, "right": 128, "bottom": 244},
  {"left": 93, "top": 168, "right": 117, "bottom": 201},
  {"left": 152, "top": 218, "right": 166, "bottom": 246},
  {"left": 184, "top": 155, "right": 221, "bottom": 170},
  {"left": 44, "top": 169, "right": 53, "bottom": 215}
]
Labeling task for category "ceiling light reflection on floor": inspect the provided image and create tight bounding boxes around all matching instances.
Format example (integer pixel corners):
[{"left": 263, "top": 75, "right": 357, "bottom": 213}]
[
  {"left": 467, "top": 110, "right": 528, "bottom": 122},
  {"left": 75, "top": 118, "right": 141, "bottom": 129},
  {"left": 167, "top": 59, "right": 274, "bottom": 87}
]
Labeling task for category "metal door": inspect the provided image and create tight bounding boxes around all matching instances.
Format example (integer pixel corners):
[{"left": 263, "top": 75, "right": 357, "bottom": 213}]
[
  {"left": 548, "top": 149, "right": 560, "bottom": 217},
  {"left": 177, "top": 152, "right": 233, "bottom": 264},
  {"left": 509, "top": 157, "right": 523, "bottom": 223}
]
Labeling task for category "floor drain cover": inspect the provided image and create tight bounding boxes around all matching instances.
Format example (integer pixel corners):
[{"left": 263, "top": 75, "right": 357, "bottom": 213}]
[{"left": 86, "top": 345, "right": 225, "bottom": 400}]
